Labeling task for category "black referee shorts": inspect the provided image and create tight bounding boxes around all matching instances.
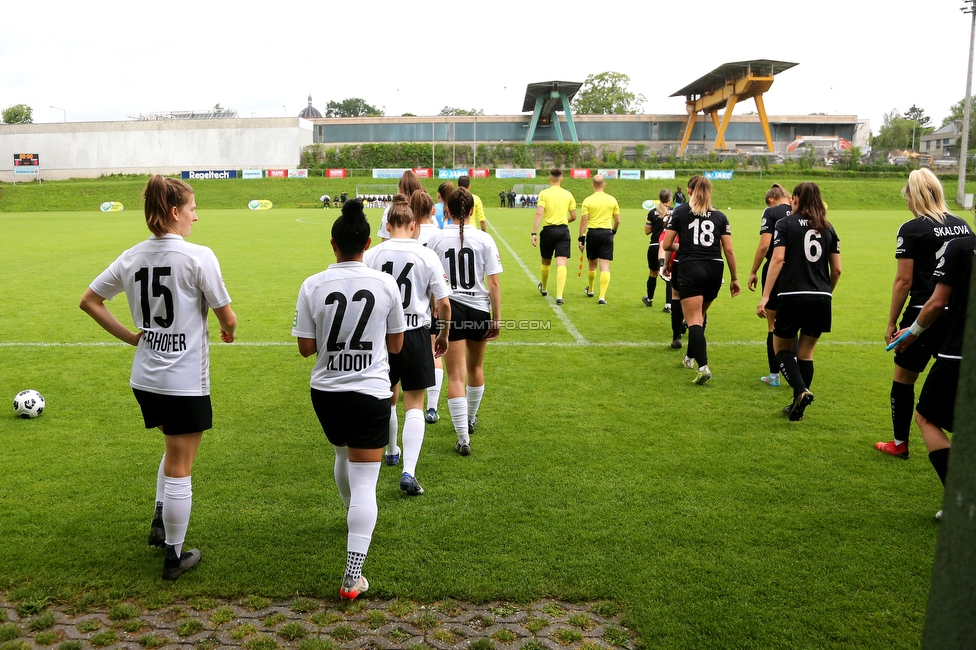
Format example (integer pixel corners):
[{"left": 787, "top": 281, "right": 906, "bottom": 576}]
[
  {"left": 585, "top": 229, "right": 614, "bottom": 261},
  {"left": 133, "top": 389, "right": 212, "bottom": 435},
  {"left": 916, "top": 357, "right": 961, "bottom": 432},
  {"left": 389, "top": 327, "right": 436, "bottom": 391},
  {"left": 774, "top": 294, "right": 832, "bottom": 339},
  {"left": 894, "top": 308, "right": 950, "bottom": 373},
  {"left": 310, "top": 389, "right": 390, "bottom": 449},
  {"left": 672, "top": 259, "right": 724, "bottom": 302},
  {"left": 540, "top": 225, "right": 571, "bottom": 259}
]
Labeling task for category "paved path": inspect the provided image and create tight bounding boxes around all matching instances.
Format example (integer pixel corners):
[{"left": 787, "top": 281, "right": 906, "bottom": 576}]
[{"left": 0, "top": 596, "right": 635, "bottom": 650}]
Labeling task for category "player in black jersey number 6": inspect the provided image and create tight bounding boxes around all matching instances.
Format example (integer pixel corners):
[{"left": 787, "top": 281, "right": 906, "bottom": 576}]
[{"left": 757, "top": 183, "right": 842, "bottom": 421}]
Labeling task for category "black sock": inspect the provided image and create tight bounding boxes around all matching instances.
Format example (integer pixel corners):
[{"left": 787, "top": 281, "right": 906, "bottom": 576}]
[
  {"left": 648, "top": 276, "right": 657, "bottom": 300},
  {"left": 792, "top": 337, "right": 799, "bottom": 357},
  {"left": 890, "top": 382, "right": 915, "bottom": 442},
  {"left": 776, "top": 350, "right": 806, "bottom": 397},
  {"left": 766, "top": 333, "right": 777, "bottom": 374},
  {"left": 797, "top": 360, "right": 814, "bottom": 390},
  {"left": 688, "top": 325, "right": 707, "bottom": 366},
  {"left": 671, "top": 299, "right": 684, "bottom": 339},
  {"left": 928, "top": 447, "right": 951, "bottom": 486}
]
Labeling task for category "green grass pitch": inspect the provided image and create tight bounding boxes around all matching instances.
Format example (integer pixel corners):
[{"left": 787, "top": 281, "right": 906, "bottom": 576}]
[{"left": 0, "top": 203, "right": 944, "bottom": 649}]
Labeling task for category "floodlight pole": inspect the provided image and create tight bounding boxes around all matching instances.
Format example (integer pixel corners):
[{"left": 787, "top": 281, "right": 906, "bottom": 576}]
[
  {"left": 958, "top": 0, "right": 976, "bottom": 204},
  {"left": 50, "top": 105, "right": 65, "bottom": 122}
]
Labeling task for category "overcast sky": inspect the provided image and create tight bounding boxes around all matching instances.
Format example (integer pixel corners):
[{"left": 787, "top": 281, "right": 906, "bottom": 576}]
[{"left": 2, "top": 0, "right": 973, "bottom": 134}]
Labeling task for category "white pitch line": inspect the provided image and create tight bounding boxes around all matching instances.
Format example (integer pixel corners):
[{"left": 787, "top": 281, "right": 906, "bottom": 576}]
[
  {"left": 0, "top": 340, "right": 880, "bottom": 348},
  {"left": 485, "top": 220, "right": 588, "bottom": 345}
]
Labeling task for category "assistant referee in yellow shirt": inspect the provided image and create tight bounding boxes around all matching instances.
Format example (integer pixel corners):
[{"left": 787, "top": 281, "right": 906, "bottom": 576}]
[
  {"left": 578, "top": 175, "right": 620, "bottom": 304},
  {"left": 531, "top": 168, "right": 577, "bottom": 305}
]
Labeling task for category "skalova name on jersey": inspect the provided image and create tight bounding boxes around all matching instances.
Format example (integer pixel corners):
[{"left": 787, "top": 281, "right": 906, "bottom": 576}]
[
  {"left": 142, "top": 330, "right": 187, "bottom": 353},
  {"left": 933, "top": 224, "right": 972, "bottom": 238}
]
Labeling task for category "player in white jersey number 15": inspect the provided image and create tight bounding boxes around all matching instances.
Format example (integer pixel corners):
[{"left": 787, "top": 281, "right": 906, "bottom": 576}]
[{"left": 80, "top": 174, "right": 238, "bottom": 581}]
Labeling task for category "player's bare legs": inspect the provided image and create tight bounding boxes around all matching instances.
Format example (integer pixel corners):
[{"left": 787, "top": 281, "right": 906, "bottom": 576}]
[{"left": 444, "top": 340, "right": 470, "bottom": 451}]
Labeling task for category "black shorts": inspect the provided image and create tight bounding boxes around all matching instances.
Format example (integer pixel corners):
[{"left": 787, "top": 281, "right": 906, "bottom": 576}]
[
  {"left": 132, "top": 389, "right": 212, "bottom": 435},
  {"left": 390, "top": 327, "right": 436, "bottom": 391},
  {"left": 540, "top": 225, "right": 571, "bottom": 259},
  {"left": 916, "top": 357, "right": 961, "bottom": 432},
  {"left": 774, "top": 294, "right": 832, "bottom": 339},
  {"left": 672, "top": 259, "right": 724, "bottom": 302},
  {"left": 585, "top": 229, "right": 614, "bottom": 261},
  {"left": 310, "top": 389, "right": 390, "bottom": 449},
  {"left": 760, "top": 261, "right": 781, "bottom": 312},
  {"left": 647, "top": 244, "right": 660, "bottom": 271},
  {"left": 448, "top": 299, "right": 491, "bottom": 342},
  {"left": 894, "top": 307, "right": 950, "bottom": 373}
]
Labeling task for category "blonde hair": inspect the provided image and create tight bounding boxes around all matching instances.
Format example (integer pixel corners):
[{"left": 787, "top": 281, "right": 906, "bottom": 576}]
[
  {"left": 143, "top": 175, "right": 193, "bottom": 237},
  {"left": 409, "top": 190, "right": 434, "bottom": 224},
  {"left": 903, "top": 168, "right": 950, "bottom": 222},
  {"left": 765, "top": 183, "right": 790, "bottom": 205},
  {"left": 688, "top": 175, "right": 712, "bottom": 215}
]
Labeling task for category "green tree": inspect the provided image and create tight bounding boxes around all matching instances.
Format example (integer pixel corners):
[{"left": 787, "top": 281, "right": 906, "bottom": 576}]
[
  {"left": 571, "top": 72, "right": 645, "bottom": 115},
  {"left": 903, "top": 105, "right": 934, "bottom": 150},
  {"left": 325, "top": 98, "right": 384, "bottom": 118},
  {"left": 439, "top": 107, "right": 484, "bottom": 116},
  {"left": 871, "top": 109, "right": 914, "bottom": 152},
  {"left": 2, "top": 104, "right": 33, "bottom": 124}
]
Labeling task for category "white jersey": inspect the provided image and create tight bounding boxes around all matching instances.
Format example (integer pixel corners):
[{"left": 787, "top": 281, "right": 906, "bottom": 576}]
[
  {"left": 88, "top": 234, "right": 232, "bottom": 397},
  {"left": 418, "top": 223, "right": 441, "bottom": 247},
  {"left": 363, "top": 238, "right": 451, "bottom": 330},
  {"left": 292, "top": 261, "right": 407, "bottom": 399},
  {"left": 377, "top": 206, "right": 391, "bottom": 239},
  {"left": 427, "top": 225, "right": 503, "bottom": 311}
]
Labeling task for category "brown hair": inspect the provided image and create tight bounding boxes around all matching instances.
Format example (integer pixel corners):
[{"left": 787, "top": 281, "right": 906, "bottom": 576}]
[
  {"left": 143, "top": 174, "right": 193, "bottom": 237},
  {"left": 386, "top": 194, "right": 415, "bottom": 230},
  {"left": 457, "top": 175, "right": 471, "bottom": 189},
  {"left": 398, "top": 170, "right": 424, "bottom": 197},
  {"left": 550, "top": 168, "right": 563, "bottom": 180},
  {"left": 437, "top": 181, "right": 455, "bottom": 203},
  {"left": 765, "top": 183, "right": 790, "bottom": 205},
  {"left": 688, "top": 175, "right": 712, "bottom": 215},
  {"left": 791, "top": 182, "right": 829, "bottom": 232},
  {"left": 410, "top": 190, "right": 434, "bottom": 224},
  {"left": 447, "top": 187, "right": 474, "bottom": 247},
  {"left": 658, "top": 188, "right": 672, "bottom": 204}
]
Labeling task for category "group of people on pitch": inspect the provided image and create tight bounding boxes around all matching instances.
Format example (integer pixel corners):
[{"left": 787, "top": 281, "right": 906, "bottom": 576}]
[{"left": 80, "top": 172, "right": 503, "bottom": 597}]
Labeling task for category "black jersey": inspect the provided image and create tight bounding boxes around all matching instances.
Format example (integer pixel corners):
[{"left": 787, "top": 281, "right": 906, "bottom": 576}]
[
  {"left": 646, "top": 206, "right": 668, "bottom": 244},
  {"left": 760, "top": 204, "right": 791, "bottom": 261},
  {"left": 896, "top": 213, "right": 972, "bottom": 309},
  {"left": 667, "top": 203, "right": 730, "bottom": 263},
  {"left": 931, "top": 234, "right": 975, "bottom": 359},
  {"left": 772, "top": 213, "right": 840, "bottom": 296}
]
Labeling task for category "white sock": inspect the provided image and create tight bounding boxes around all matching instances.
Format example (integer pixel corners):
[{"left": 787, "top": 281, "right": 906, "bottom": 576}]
[
  {"left": 334, "top": 446, "right": 351, "bottom": 508},
  {"left": 346, "top": 461, "right": 381, "bottom": 556},
  {"left": 466, "top": 384, "right": 485, "bottom": 421},
  {"left": 427, "top": 369, "right": 444, "bottom": 411},
  {"left": 402, "top": 409, "right": 425, "bottom": 476},
  {"left": 700, "top": 364, "right": 710, "bottom": 374},
  {"left": 770, "top": 372, "right": 780, "bottom": 380},
  {"left": 155, "top": 453, "right": 166, "bottom": 505},
  {"left": 448, "top": 397, "right": 469, "bottom": 444},
  {"left": 387, "top": 410, "right": 399, "bottom": 457},
  {"left": 162, "top": 475, "right": 192, "bottom": 555}
]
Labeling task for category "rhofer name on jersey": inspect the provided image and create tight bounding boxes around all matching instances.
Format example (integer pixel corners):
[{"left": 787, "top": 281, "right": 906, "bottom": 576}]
[{"left": 142, "top": 331, "right": 188, "bottom": 353}]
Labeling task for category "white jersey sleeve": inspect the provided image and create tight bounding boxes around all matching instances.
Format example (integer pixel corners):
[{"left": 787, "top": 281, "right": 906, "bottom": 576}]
[
  {"left": 363, "top": 239, "right": 452, "bottom": 329},
  {"left": 377, "top": 206, "right": 391, "bottom": 239}
]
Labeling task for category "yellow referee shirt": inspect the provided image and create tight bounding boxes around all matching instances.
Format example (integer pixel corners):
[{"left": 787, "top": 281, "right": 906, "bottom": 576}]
[
  {"left": 472, "top": 193, "right": 486, "bottom": 224},
  {"left": 538, "top": 186, "right": 577, "bottom": 226},
  {"left": 581, "top": 192, "right": 620, "bottom": 230}
]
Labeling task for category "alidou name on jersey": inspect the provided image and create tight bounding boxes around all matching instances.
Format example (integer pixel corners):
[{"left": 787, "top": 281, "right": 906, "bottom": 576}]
[
  {"left": 141, "top": 330, "right": 187, "bottom": 353},
  {"left": 934, "top": 224, "right": 972, "bottom": 238},
  {"left": 325, "top": 352, "right": 374, "bottom": 372}
]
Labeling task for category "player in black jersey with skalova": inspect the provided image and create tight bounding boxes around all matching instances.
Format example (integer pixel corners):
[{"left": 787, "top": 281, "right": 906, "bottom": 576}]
[
  {"left": 662, "top": 175, "right": 740, "bottom": 385},
  {"left": 891, "top": 202, "right": 974, "bottom": 518},
  {"left": 757, "top": 183, "right": 842, "bottom": 421},
  {"left": 876, "top": 168, "right": 973, "bottom": 460}
]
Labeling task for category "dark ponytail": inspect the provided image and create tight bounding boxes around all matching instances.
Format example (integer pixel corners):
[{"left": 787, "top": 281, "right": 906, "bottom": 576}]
[
  {"left": 791, "top": 182, "right": 829, "bottom": 233},
  {"left": 143, "top": 174, "right": 193, "bottom": 237},
  {"left": 447, "top": 187, "right": 474, "bottom": 248}
]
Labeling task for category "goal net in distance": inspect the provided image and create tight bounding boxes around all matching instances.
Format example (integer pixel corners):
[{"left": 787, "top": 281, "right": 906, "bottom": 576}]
[{"left": 355, "top": 185, "right": 398, "bottom": 197}]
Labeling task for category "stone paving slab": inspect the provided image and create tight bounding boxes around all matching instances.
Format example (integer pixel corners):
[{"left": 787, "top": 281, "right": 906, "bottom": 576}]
[{"left": 0, "top": 596, "right": 634, "bottom": 650}]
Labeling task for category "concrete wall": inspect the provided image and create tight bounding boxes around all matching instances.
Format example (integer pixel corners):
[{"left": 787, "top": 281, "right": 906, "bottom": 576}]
[{"left": 0, "top": 118, "right": 313, "bottom": 182}]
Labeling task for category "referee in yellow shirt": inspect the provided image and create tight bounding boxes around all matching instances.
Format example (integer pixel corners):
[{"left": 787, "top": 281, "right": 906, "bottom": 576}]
[
  {"left": 578, "top": 175, "right": 620, "bottom": 304},
  {"left": 531, "top": 168, "right": 577, "bottom": 305}
]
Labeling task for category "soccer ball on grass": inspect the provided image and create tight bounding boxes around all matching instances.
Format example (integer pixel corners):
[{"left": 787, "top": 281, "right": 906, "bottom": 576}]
[{"left": 13, "top": 389, "right": 45, "bottom": 419}]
